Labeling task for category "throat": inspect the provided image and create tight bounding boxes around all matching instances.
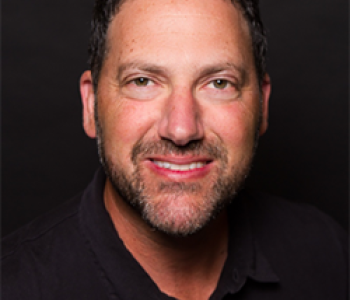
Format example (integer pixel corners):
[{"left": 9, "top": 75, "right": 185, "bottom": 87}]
[{"left": 125, "top": 210, "right": 229, "bottom": 300}]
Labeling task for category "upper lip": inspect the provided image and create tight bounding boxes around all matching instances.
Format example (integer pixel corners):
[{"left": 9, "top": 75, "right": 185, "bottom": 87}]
[{"left": 147, "top": 156, "right": 213, "bottom": 165}]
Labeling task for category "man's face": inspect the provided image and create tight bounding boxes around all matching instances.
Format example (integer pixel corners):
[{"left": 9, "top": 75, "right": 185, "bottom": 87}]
[{"left": 81, "top": 0, "right": 270, "bottom": 236}]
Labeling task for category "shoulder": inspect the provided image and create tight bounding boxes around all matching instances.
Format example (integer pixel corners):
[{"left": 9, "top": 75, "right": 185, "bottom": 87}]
[
  {"left": 1, "top": 193, "right": 87, "bottom": 298},
  {"left": 242, "top": 190, "right": 348, "bottom": 298},
  {"left": 2, "top": 192, "right": 82, "bottom": 258},
  {"left": 244, "top": 190, "right": 347, "bottom": 245}
]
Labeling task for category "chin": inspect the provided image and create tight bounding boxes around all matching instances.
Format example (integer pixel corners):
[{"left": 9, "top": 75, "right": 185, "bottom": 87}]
[{"left": 140, "top": 190, "right": 221, "bottom": 237}]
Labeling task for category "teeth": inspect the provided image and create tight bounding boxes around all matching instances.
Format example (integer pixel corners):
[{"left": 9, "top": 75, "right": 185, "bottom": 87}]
[{"left": 153, "top": 160, "right": 206, "bottom": 171}]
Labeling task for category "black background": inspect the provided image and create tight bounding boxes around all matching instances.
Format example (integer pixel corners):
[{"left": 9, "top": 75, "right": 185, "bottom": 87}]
[{"left": 2, "top": 0, "right": 348, "bottom": 236}]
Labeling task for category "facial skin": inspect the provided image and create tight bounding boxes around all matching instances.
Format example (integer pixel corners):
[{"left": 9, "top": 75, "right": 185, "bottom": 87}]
[{"left": 81, "top": 0, "right": 270, "bottom": 237}]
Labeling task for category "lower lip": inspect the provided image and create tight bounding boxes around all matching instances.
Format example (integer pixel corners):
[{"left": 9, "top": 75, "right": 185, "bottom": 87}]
[{"left": 145, "top": 160, "right": 212, "bottom": 180}]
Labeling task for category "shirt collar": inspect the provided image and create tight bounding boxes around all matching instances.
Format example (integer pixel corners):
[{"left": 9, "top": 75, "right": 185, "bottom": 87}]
[
  {"left": 80, "top": 168, "right": 169, "bottom": 300},
  {"left": 80, "top": 168, "right": 279, "bottom": 300},
  {"left": 211, "top": 192, "right": 279, "bottom": 299}
]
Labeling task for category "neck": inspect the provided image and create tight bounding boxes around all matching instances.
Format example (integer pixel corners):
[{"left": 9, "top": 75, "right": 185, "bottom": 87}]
[{"left": 104, "top": 179, "right": 229, "bottom": 300}]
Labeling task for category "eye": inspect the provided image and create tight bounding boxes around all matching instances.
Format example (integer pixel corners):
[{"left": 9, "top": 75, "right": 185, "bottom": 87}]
[
  {"left": 123, "top": 76, "right": 160, "bottom": 101},
  {"left": 209, "top": 79, "right": 230, "bottom": 89},
  {"left": 198, "top": 77, "right": 240, "bottom": 102},
  {"left": 132, "top": 77, "right": 153, "bottom": 86}
]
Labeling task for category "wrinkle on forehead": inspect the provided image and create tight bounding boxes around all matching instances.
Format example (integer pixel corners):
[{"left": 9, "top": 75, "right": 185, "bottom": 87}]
[
  {"left": 115, "top": 0, "right": 249, "bottom": 34},
  {"left": 111, "top": 0, "right": 250, "bottom": 48}
]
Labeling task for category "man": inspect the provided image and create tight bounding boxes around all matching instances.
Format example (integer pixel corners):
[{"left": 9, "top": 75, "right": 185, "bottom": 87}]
[{"left": 2, "top": 0, "right": 347, "bottom": 299}]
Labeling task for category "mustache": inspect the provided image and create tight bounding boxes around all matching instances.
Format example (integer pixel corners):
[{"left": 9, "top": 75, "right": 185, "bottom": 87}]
[{"left": 131, "top": 139, "right": 227, "bottom": 163}]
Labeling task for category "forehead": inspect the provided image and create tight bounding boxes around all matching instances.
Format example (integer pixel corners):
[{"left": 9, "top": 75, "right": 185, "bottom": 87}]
[
  {"left": 106, "top": 0, "right": 253, "bottom": 71},
  {"left": 116, "top": 0, "right": 243, "bottom": 23}
]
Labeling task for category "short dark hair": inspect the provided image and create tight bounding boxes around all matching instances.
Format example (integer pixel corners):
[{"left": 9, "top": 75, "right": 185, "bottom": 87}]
[{"left": 88, "top": 0, "right": 267, "bottom": 92}]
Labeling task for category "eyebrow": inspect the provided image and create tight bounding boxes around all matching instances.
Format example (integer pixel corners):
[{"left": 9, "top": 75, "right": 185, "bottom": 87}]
[
  {"left": 197, "top": 63, "right": 247, "bottom": 84},
  {"left": 118, "top": 62, "right": 167, "bottom": 80}
]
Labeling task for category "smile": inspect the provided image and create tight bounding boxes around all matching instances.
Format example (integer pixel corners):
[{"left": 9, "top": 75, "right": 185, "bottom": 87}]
[{"left": 152, "top": 160, "right": 207, "bottom": 171}]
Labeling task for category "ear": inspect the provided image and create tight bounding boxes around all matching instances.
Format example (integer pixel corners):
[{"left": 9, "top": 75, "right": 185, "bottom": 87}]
[
  {"left": 80, "top": 71, "right": 96, "bottom": 138},
  {"left": 259, "top": 73, "right": 271, "bottom": 136}
]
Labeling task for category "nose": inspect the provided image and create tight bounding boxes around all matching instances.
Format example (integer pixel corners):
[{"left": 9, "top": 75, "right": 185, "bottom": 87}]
[{"left": 158, "top": 87, "right": 204, "bottom": 146}]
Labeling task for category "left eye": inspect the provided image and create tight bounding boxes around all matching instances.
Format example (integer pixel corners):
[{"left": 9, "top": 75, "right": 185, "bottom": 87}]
[
  {"left": 209, "top": 79, "right": 230, "bottom": 89},
  {"left": 132, "top": 77, "right": 153, "bottom": 86}
]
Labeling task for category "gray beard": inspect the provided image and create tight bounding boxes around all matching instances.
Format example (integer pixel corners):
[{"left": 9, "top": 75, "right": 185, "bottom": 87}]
[{"left": 95, "top": 103, "right": 259, "bottom": 237}]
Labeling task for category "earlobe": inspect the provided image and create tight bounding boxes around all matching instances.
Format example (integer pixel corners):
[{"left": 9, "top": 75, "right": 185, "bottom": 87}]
[
  {"left": 259, "top": 74, "right": 271, "bottom": 136},
  {"left": 80, "top": 71, "right": 96, "bottom": 138}
]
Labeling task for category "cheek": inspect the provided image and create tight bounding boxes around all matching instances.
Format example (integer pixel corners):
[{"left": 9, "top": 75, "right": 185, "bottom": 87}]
[
  {"left": 206, "top": 102, "right": 259, "bottom": 149},
  {"left": 100, "top": 100, "right": 158, "bottom": 161}
]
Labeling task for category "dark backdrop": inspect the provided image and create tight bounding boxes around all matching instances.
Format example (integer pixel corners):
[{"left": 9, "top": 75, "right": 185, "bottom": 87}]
[{"left": 2, "top": 0, "right": 348, "bottom": 236}]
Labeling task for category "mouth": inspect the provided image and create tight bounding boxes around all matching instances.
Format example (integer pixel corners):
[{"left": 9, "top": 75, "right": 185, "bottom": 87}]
[
  {"left": 151, "top": 160, "right": 208, "bottom": 171},
  {"left": 143, "top": 156, "right": 214, "bottom": 180},
  {"left": 146, "top": 156, "right": 214, "bottom": 179}
]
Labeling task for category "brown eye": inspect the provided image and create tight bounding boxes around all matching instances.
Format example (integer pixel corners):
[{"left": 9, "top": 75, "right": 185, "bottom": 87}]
[
  {"left": 133, "top": 77, "right": 150, "bottom": 86},
  {"left": 212, "top": 79, "right": 228, "bottom": 89}
]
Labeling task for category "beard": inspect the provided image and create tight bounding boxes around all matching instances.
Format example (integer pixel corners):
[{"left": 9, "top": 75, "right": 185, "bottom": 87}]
[{"left": 95, "top": 109, "right": 259, "bottom": 237}]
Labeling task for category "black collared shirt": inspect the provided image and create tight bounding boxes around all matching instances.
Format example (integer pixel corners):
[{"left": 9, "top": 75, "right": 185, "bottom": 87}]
[{"left": 2, "top": 169, "right": 348, "bottom": 299}]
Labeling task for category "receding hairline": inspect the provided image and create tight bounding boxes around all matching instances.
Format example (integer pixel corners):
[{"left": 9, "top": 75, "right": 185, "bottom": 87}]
[{"left": 102, "top": 0, "right": 251, "bottom": 68}]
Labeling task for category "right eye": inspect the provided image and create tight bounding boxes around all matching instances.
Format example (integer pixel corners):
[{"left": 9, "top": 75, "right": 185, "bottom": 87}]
[{"left": 208, "top": 79, "right": 230, "bottom": 89}]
